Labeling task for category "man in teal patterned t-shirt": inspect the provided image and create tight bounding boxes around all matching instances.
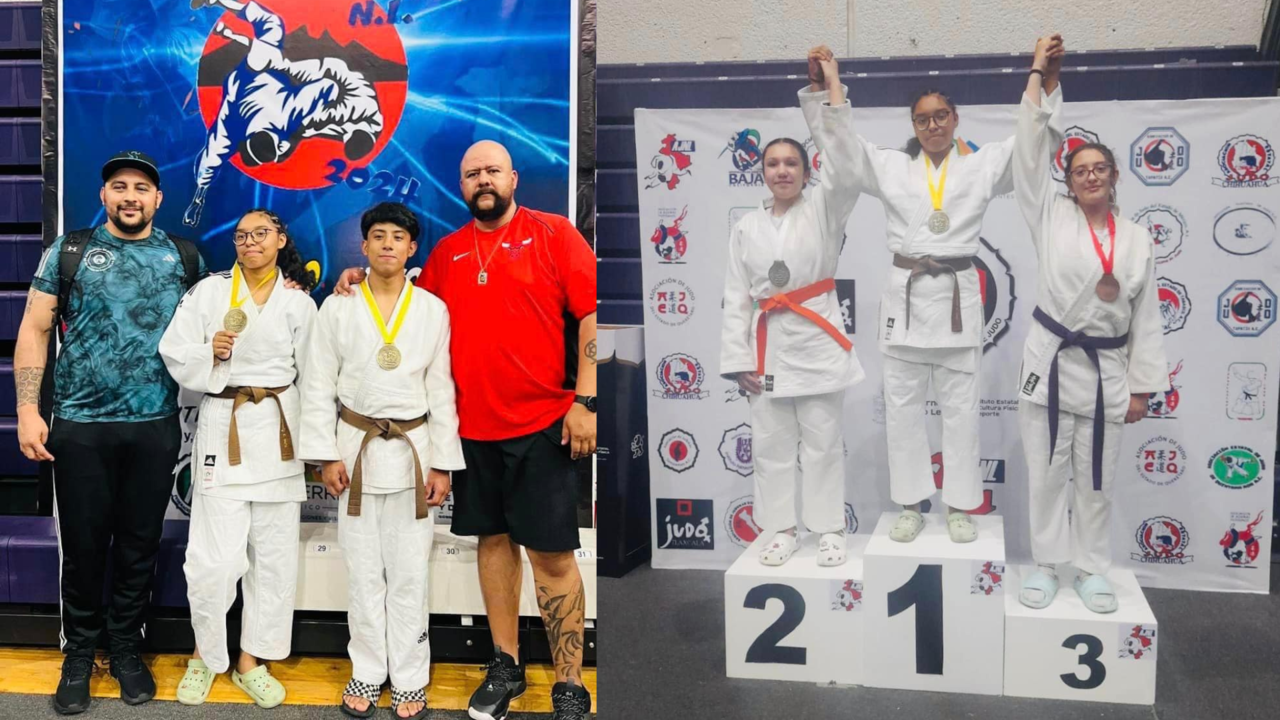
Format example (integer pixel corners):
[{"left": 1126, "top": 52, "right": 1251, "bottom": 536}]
[{"left": 13, "top": 151, "right": 207, "bottom": 715}]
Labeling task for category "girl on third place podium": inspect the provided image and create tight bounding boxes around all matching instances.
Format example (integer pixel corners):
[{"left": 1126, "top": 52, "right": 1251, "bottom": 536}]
[
  {"left": 719, "top": 51, "right": 864, "bottom": 567},
  {"left": 159, "top": 208, "right": 318, "bottom": 707},
  {"left": 1012, "top": 38, "right": 1169, "bottom": 614},
  {"left": 801, "top": 39, "right": 1062, "bottom": 544}
]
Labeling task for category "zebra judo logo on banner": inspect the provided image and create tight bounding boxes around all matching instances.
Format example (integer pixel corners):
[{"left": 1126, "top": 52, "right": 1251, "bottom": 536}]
[
  {"left": 1213, "top": 134, "right": 1279, "bottom": 188},
  {"left": 188, "top": 0, "right": 409, "bottom": 225}
]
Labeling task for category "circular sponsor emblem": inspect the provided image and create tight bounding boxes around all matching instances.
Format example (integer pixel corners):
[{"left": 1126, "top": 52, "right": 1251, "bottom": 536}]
[
  {"left": 1132, "top": 204, "right": 1187, "bottom": 264},
  {"left": 1128, "top": 127, "right": 1189, "bottom": 186},
  {"left": 655, "top": 353, "right": 707, "bottom": 399},
  {"left": 647, "top": 278, "right": 695, "bottom": 326},
  {"left": 1217, "top": 134, "right": 1274, "bottom": 183},
  {"left": 1213, "top": 204, "right": 1276, "bottom": 256},
  {"left": 724, "top": 495, "right": 763, "bottom": 547},
  {"left": 170, "top": 452, "right": 193, "bottom": 516},
  {"left": 1134, "top": 516, "right": 1191, "bottom": 561},
  {"left": 658, "top": 428, "right": 699, "bottom": 473},
  {"left": 84, "top": 248, "right": 115, "bottom": 272},
  {"left": 718, "top": 423, "right": 753, "bottom": 477},
  {"left": 1216, "top": 280, "right": 1276, "bottom": 338},
  {"left": 1053, "top": 126, "right": 1101, "bottom": 183},
  {"left": 1208, "top": 446, "right": 1266, "bottom": 490},
  {"left": 651, "top": 207, "right": 690, "bottom": 263},
  {"left": 1156, "top": 277, "right": 1192, "bottom": 334},
  {"left": 1135, "top": 436, "right": 1186, "bottom": 486},
  {"left": 1220, "top": 511, "right": 1265, "bottom": 567},
  {"left": 973, "top": 237, "right": 1015, "bottom": 352}
]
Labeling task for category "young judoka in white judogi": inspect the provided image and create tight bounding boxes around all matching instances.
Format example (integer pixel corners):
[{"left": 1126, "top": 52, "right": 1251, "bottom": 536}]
[
  {"left": 800, "top": 41, "right": 1063, "bottom": 543},
  {"left": 1013, "top": 41, "right": 1168, "bottom": 614},
  {"left": 720, "top": 50, "right": 864, "bottom": 567},
  {"left": 158, "top": 209, "right": 318, "bottom": 708},
  {"left": 299, "top": 202, "right": 461, "bottom": 720}
]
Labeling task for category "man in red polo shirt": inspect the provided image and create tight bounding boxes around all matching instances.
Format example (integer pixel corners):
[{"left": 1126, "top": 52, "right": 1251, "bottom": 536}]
[{"left": 337, "top": 140, "right": 595, "bottom": 720}]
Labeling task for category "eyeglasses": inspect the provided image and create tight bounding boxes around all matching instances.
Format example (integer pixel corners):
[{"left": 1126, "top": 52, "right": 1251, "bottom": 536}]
[
  {"left": 1069, "top": 163, "right": 1114, "bottom": 181},
  {"left": 911, "top": 110, "right": 953, "bottom": 130},
  {"left": 233, "top": 227, "right": 278, "bottom": 246}
]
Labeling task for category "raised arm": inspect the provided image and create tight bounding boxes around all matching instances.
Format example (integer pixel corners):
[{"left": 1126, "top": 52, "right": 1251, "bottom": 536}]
[
  {"left": 798, "top": 46, "right": 890, "bottom": 200},
  {"left": 798, "top": 47, "right": 863, "bottom": 241},
  {"left": 1013, "top": 36, "right": 1067, "bottom": 250}
]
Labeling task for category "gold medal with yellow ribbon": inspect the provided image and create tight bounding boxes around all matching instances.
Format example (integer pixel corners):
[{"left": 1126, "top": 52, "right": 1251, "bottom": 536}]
[
  {"left": 925, "top": 154, "right": 951, "bottom": 234},
  {"left": 360, "top": 279, "right": 412, "bottom": 370},
  {"left": 224, "top": 262, "right": 277, "bottom": 332}
]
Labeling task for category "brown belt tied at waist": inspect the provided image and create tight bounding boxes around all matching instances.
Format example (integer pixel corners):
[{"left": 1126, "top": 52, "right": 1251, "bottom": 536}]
[
  {"left": 210, "top": 386, "right": 294, "bottom": 466},
  {"left": 339, "top": 405, "right": 429, "bottom": 520},
  {"left": 892, "top": 253, "right": 974, "bottom": 333}
]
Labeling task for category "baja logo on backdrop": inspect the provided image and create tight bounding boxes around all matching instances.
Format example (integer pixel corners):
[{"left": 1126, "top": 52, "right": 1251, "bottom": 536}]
[
  {"left": 657, "top": 428, "right": 699, "bottom": 473},
  {"left": 190, "top": 0, "right": 408, "bottom": 225},
  {"left": 924, "top": 453, "right": 997, "bottom": 514},
  {"left": 1129, "top": 127, "right": 1189, "bottom": 186},
  {"left": 1146, "top": 360, "right": 1183, "bottom": 418},
  {"left": 1052, "top": 125, "right": 1102, "bottom": 183},
  {"left": 1217, "top": 280, "right": 1276, "bottom": 337},
  {"left": 1208, "top": 445, "right": 1266, "bottom": 490},
  {"left": 1212, "top": 134, "right": 1279, "bottom": 188},
  {"left": 644, "top": 134, "right": 696, "bottom": 190},
  {"left": 835, "top": 279, "right": 856, "bottom": 334},
  {"left": 1132, "top": 204, "right": 1187, "bottom": 264},
  {"left": 724, "top": 496, "right": 764, "bottom": 548},
  {"left": 974, "top": 237, "right": 1016, "bottom": 352},
  {"left": 721, "top": 128, "right": 764, "bottom": 186},
  {"left": 1136, "top": 436, "right": 1186, "bottom": 486},
  {"left": 1131, "top": 516, "right": 1193, "bottom": 564},
  {"left": 718, "top": 423, "right": 753, "bottom": 477},
  {"left": 1156, "top": 277, "right": 1192, "bottom": 334},
  {"left": 647, "top": 278, "right": 696, "bottom": 326},
  {"left": 656, "top": 498, "right": 714, "bottom": 550},
  {"left": 1213, "top": 203, "right": 1276, "bottom": 256},
  {"left": 1119, "top": 625, "right": 1158, "bottom": 660},
  {"left": 171, "top": 452, "right": 194, "bottom": 516},
  {"left": 651, "top": 207, "right": 690, "bottom": 263},
  {"left": 832, "top": 580, "right": 863, "bottom": 611},
  {"left": 802, "top": 137, "right": 823, "bottom": 187},
  {"left": 1226, "top": 362, "right": 1266, "bottom": 421},
  {"left": 1221, "top": 511, "right": 1266, "bottom": 568},
  {"left": 654, "top": 352, "right": 709, "bottom": 400},
  {"left": 971, "top": 562, "right": 1004, "bottom": 596}
]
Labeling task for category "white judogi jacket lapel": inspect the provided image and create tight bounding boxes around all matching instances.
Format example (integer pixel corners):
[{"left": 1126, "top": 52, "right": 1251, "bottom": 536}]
[
  {"left": 298, "top": 282, "right": 465, "bottom": 491},
  {"left": 159, "top": 270, "right": 317, "bottom": 490},
  {"left": 1013, "top": 91, "right": 1170, "bottom": 422},
  {"left": 719, "top": 92, "right": 866, "bottom": 398}
]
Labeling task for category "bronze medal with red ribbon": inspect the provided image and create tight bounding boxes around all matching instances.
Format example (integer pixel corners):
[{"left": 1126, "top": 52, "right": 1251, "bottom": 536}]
[{"left": 1089, "top": 213, "right": 1119, "bottom": 303}]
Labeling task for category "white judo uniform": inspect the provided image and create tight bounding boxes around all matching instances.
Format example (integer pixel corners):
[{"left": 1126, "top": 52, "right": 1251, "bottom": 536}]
[
  {"left": 1013, "top": 91, "right": 1169, "bottom": 576},
  {"left": 802, "top": 83, "right": 1063, "bottom": 510},
  {"left": 298, "top": 281, "right": 464, "bottom": 691},
  {"left": 720, "top": 91, "right": 865, "bottom": 534},
  {"left": 158, "top": 270, "right": 317, "bottom": 674}
]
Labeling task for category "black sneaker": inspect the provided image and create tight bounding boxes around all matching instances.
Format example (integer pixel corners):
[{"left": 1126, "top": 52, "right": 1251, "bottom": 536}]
[
  {"left": 53, "top": 654, "right": 95, "bottom": 715},
  {"left": 108, "top": 650, "right": 155, "bottom": 705},
  {"left": 551, "top": 682, "right": 592, "bottom": 720},
  {"left": 466, "top": 647, "right": 526, "bottom": 720}
]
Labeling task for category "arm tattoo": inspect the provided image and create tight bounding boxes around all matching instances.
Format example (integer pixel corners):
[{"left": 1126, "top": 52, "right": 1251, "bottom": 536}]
[
  {"left": 15, "top": 367, "right": 44, "bottom": 409},
  {"left": 537, "top": 580, "right": 586, "bottom": 684},
  {"left": 585, "top": 339, "right": 597, "bottom": 365}
]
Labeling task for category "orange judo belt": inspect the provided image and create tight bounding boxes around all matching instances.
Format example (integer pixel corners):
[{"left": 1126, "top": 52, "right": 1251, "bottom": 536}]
[{"left": 755, "top": 278, "right": 853, "bottom": 376}]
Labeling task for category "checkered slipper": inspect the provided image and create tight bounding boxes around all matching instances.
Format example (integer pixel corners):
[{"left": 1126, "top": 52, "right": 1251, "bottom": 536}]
[
  {"left": 340, "top": 678, "right": 382, "bottom": 718},
  {"left": 389, "top": 686, "right": 429, "bottom": 720},
  {"left": 758, "top": 531, "right": 799, "bottom": 566}
]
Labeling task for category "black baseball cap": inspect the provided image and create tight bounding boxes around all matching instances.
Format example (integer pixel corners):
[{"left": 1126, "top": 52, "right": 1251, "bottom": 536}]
[{"left": 101, "top": 150, "right": 162, "bottom": 188}]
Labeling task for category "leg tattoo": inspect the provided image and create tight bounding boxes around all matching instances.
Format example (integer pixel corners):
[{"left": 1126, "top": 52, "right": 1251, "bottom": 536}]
[{"left": 537, "top": 579, "right": 586, "bottom": 684}]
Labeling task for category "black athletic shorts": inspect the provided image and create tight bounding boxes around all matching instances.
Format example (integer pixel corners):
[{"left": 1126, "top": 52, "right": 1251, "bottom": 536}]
[{"left": 449, "top": 416, "right": 581, "bottom": 552}]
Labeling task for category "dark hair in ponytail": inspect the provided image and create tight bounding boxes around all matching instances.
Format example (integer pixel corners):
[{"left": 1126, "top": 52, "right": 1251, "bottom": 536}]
[
  {"left": 903, "top": 87, "right": 957, "bottom": 158},
  {"left": 241, "top": 207, "right": 317, "bottom": 292},
  {"left": 761, "top": 137, "right": 811, "bottom": 178}
]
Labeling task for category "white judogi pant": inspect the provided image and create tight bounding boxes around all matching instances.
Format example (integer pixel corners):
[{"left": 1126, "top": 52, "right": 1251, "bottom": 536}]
[
  {"left": 338, "top": 488, "right": 434, "bottom": 690},
  {"left": 749, "top": 390, "right": 845, "bottom": 533},
  {"left": 184, "top": 493, "right": 301, "bottom": 673},
  {"left": 883, "top": 355, "right": 982, "bottom": 510},
  {"left": 1020, "top": 399, "right": 1122, "bottom": 576}
]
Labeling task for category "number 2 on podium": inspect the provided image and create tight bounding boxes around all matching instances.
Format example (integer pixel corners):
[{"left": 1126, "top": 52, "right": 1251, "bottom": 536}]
[
  {"left": 743, "top": 584, "right": 806, "bottom": 666},
  {"left": 887, "top": 564, "right": 943, "bottom": 675}
]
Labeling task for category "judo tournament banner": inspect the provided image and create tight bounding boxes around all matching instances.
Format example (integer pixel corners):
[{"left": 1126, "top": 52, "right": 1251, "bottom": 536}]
[
  {"left": 636, "top": 97, "right": 1280, "bottom": 593},
  {"left": 48, "top": 0, "right": 576, "bottom": 519}
]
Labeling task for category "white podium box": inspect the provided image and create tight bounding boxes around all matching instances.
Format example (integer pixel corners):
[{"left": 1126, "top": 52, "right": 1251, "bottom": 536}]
[
  {"left": 1003, "top": 566, "right": 1157, "bottom": 705},
  {"left": 725, "top": 533, "right": 871, "bottom": 685},
  {"left": 294, "top": 523, "right": 598, "bottom": 619},
  {"left": 862, "top": 512, "right": 1006, "bottom": 695}
]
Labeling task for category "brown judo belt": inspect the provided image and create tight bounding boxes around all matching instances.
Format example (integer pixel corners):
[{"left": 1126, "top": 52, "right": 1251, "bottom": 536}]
[
  {"left": 892, "top": 253, "right": 974, "bottom": 333},
  {"left": 210, "top": 386, "right": 294, "bottom": 466},
  {"left": 339, "top": 405, "right": 429, "bottom": 520}
]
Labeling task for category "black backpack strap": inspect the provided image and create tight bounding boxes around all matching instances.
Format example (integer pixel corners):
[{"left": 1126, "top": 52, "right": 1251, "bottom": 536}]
[
  {"left": 56, "top": 228, "right": 96, "bottom": 324},
  {"left": 167, "top": 233, "right": 204, "bottom": 289}
]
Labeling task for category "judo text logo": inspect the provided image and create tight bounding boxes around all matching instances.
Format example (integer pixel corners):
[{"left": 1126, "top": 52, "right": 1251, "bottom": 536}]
[
  {"left": 1212, "top": 134, "right": 1278, "bottom": 188},
  {"left": 656, "top": 499, "right": 714, "bottom": 550}
]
